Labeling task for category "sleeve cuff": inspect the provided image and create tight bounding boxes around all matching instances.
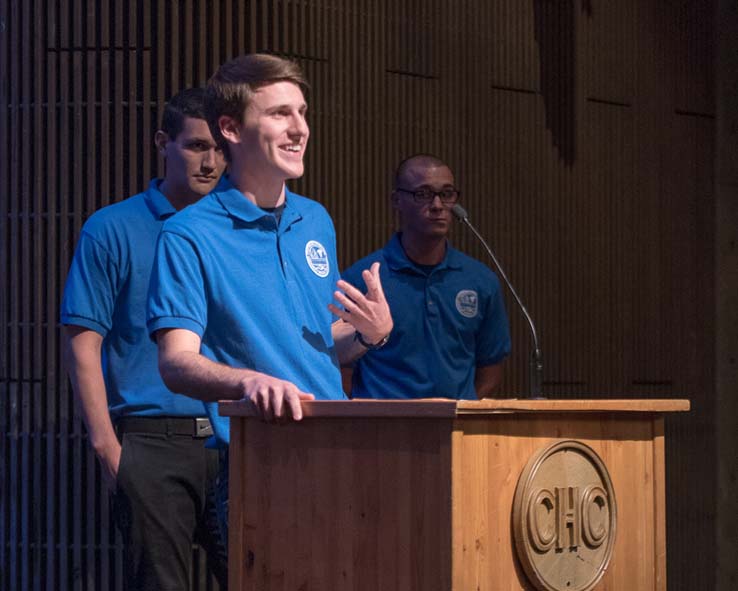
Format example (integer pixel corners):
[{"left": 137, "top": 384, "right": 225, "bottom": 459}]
[
  {"left": 147, "top": 316, "right": 205, "bottom": 342},
  {"left": 60, "top": 315, "right": 109, "bottom": 336},
  {"left": 476, "top": 351, "right": 511, "bottom": 367}
]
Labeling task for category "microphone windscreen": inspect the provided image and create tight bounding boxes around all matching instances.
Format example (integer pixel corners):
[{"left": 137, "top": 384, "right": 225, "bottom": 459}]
[{"left": 451, "top": 203, "right": 469, "bottom": 221}]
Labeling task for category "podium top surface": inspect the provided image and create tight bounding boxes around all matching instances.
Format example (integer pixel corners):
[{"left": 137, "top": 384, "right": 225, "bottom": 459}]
[{"left": 218, "top": 398, "right": 690, "bottom": 418}]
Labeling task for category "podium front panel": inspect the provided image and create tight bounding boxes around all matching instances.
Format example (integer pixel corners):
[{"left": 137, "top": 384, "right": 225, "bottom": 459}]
[{"left": 221, "top": 399, "right": 686, "bottom": 591}]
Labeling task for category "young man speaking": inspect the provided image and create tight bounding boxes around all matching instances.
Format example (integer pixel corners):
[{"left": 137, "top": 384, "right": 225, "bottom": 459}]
[{"left": 146, "top": 53, "right": 392, "bottom": 542}]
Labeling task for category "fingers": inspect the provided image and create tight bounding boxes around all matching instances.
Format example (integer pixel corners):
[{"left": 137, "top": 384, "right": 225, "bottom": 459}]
[
  {"left": 332, "top": 289, "right": 364, "bottom": 315},
  {"left": 285, "top": 391, "right": 304, "bottom": 421},
  {"left": 335, "top": 278, "right": 366, "bottom": 305},
  {"left": 362, "top": 262, "right": 385, "bottom": 301},
  {"left": 327, "top": 303, "right": 352, "bottom": 324},
  {"left": 251, "top": 387, "right": 274, "bottom": 422},
  {"left": 246, "top": 378, "right": 312, "bottom": 422}
]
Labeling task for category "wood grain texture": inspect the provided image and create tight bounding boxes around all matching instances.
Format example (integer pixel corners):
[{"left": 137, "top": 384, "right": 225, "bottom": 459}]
[
  {"left": 451, "top": 414, "right": 661, "bottom": 591},
  {"left": 219, "top": 398, "right": 691, "bottom": 417},
  {"left": 229, "top": 406, "right": 671, "bottom": 591},
  {"left": 229, "top": 417, "right": 453, "bottom": 591}
]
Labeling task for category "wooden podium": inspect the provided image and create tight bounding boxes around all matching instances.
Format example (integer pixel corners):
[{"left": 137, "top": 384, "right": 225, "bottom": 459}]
[{"left": 219, "top": 398, "right": 688, "bottom": 591}]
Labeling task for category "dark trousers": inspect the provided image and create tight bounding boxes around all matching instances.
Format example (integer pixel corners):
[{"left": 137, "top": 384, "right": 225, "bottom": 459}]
[{"left": 113, "top": 423, "right": 228, "bottom": 591}]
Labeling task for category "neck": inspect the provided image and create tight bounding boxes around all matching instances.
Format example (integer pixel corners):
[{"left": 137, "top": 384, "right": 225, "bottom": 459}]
[
  {"left": 159, "top": 180, "right": 200, "bottom": 211},
  {"left": 400, "top": 232, "right": 447, "bottom": 266},
  {"left": 229, "top": 165, "right": 286, "bottom": 208}
]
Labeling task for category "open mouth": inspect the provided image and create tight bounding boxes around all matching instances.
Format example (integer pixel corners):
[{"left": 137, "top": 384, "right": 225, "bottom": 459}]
[{"left": 280, "top": 143, "right": 303, "bottom": 156}]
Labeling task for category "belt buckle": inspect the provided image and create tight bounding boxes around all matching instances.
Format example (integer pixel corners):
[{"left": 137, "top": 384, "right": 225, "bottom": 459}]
[{"left": 195, "top": 417, "right": 213, "bottom": 437}]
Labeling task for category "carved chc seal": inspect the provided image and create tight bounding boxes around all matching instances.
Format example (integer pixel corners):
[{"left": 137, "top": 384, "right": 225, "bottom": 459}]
[{"left": 512, "top": 440, "right": 617, "bottom": 591}]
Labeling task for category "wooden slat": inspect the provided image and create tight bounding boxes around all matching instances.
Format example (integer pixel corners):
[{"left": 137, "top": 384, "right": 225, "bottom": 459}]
[
  {"left": 0, "top": 0, "right": 9, "bottom": 581},
  {"left": 653, "top": 416, "right": 667, "bottom": 589},
  {"left": 219, "top": 398, "right": 690, "bottom": 418}
]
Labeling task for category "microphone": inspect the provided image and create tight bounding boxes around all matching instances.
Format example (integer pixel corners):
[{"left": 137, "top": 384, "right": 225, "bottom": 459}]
[{"left": 451, "top": 203, "right": 543, "bottom": 398}]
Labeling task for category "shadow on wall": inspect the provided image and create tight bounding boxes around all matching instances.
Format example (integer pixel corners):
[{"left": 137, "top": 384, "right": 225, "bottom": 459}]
[{"left": 533, "top": 0, "right": 592, "bottom": 166}]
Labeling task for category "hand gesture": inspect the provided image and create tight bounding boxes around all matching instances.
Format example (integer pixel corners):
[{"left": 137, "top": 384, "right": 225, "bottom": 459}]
[{"left": 329, "top": 262, "right": 393, "bottom": 345}]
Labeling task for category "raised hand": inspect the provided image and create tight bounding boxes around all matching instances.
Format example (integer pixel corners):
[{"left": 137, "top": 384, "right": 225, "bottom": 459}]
[{"left": 329, "top": 262, "right": 393, "bottom": 345}]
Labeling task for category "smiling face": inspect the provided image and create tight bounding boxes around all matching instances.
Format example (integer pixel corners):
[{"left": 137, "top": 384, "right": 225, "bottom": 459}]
[
  {"left": 393, "top": 162, "right": 456, "bottom": 240},
  {"left": 222, "top": 81, "right": 309, "bottom": 189},
  {"left": 155, "top": 116, "right": 226, "bottom": 208}
]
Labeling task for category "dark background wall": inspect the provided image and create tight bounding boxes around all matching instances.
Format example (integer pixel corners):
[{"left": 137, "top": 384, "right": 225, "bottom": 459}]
[{"left": 0, "top": 1, "right": 725, "bottom": 589}]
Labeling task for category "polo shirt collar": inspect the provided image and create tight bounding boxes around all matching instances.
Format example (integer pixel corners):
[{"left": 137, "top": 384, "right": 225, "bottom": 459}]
[
  {"left": 215, "top": 177, "right": 302, "bottom": 228},
  {"left": 384, "top": 232, "right": 463, "bottom": 274},
  {"left": 144, "top": 179, "right": 178, "bottom": 220}
]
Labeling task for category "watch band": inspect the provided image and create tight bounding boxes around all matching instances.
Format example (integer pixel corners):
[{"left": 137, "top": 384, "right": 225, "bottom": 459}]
[{"left": 355, "top": 330, "right": 390, "bottom": 350}]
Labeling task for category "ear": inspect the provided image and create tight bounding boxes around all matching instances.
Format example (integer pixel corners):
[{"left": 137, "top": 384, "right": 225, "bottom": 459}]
[
  {"left": 154, "top": 130, "right": 170, "bottom": 156},
  {"left": 219, "top": 115, "right": 241, "bottom": 144}
]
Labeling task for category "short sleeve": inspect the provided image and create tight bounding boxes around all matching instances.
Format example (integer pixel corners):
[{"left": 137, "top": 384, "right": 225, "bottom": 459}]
[
  {"left": 147, "top": 230, "right": 208, "bottom": 339},
  {"left": 60, "top": 231, "right": 120, "bottom": 336},
  {"left": 475, "top": 274, "right": 512, "bottom": 366}
]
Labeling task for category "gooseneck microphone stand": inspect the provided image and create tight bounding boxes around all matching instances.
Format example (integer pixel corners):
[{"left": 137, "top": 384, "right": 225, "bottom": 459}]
[{"left": 451, "top": 204, "right": 543, "bottom": 398}]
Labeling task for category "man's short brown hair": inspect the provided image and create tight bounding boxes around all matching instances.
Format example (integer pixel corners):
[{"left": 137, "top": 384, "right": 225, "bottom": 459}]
[{"left": 206, "top": 53, "right": 309, "bottom": 157}]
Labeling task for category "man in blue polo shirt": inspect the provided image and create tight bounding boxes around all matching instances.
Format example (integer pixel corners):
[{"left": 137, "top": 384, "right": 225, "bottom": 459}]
[
  {"left": 61, "top": 88, "right": 227, "bottom": 590},
  {"left": 147, "top": 54, "right": 392, "bottom": 541},
  {"left": 342, "top": 154, "right": 511, "bottom": 400}
]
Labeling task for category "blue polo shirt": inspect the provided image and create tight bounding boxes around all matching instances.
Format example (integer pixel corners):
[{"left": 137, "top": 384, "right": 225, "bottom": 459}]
[
  {"left": 60, "top": 179, "right": 209, "bottom": 419},
  {"left": 147, "top": 180, "right": 346, "bottom": 445},
  {"left": 342, "top": 233, "right": 511, "bottom": 400}
]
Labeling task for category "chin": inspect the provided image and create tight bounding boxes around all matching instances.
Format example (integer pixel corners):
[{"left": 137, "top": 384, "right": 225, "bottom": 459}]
[
  {"left": 283, "top": 166, "right": 305, "bottom": 180},
  {"left": 274, "top": 156, "right": 305, "bottom": 178},
  {"left": 190, "top": 184, "right": 216, "bottom": 198}
]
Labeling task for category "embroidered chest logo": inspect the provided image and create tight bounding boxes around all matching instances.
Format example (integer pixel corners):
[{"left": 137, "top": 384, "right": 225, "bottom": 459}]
[
  {"left": 455, "top": 289, "right": 479, "bottom": 318},
  {"left": 305, "top": 240, "right": 330, "bottom": 278}
]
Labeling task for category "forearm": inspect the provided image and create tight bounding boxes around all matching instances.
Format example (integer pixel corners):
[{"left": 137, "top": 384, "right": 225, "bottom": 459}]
[
  {"left": 475, "top": 362, "right": 504, "bottom": 398},
  {"left": 159, "top": 349, "right": 265, "bottom": 402},
  {"left": 63, "top": 329, "right": 119, "bottom": 456},
  {"left": 157, "top": 328, "right": 314, "bottom": 420},
  {"left": 332, "top": 320, "right": 368, "bottom": 366}
]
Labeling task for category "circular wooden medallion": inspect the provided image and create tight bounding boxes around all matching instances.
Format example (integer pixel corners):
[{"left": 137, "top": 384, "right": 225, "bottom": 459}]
[{"left": 512, "top": 440, "right": 617, "bottom": 591}]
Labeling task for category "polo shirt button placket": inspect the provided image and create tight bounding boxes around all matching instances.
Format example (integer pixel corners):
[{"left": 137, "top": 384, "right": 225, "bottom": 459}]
[{"left": 426, "top": 280, "right": 435, "bottom": 313}]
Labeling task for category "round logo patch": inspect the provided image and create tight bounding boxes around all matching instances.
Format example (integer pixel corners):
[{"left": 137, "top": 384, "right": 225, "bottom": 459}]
[
  {"left": 305, "top": 240, "right": 330, "bottom": 278},
  {"left": 455, "top": 289, "right": 478, "bottom": 318}
]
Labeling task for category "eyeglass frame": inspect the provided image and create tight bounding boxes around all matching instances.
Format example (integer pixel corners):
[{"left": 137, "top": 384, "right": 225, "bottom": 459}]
[{"left": 394, "top": 186, "right": 461, "bottom": 205}]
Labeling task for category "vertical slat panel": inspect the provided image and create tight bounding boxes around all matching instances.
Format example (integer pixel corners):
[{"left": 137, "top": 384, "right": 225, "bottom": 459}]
[
  {"left": 17, "top": 0, "right": 33, "bottom": 587},
  {"left": 31, "top": 0, "right": 45, "bottom": 588},
  {"left": 43, "top": 0, "right": 59, "bottom": 588},
  {"left": 0, "top": 0, "right": 9, "bottom": 585}
]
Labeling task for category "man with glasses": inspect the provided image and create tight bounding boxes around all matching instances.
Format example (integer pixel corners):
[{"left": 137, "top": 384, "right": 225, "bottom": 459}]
[{"left": 341, "top": 154, "right": 511, "bottom": 399}]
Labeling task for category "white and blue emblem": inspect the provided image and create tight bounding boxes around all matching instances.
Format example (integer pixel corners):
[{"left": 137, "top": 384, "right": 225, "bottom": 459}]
[
  {"left": 455, "top": 289, "right": 478, "bottom": 318},
  {"left": 305, "top": 240, "right": 330, "bottom": 278}
]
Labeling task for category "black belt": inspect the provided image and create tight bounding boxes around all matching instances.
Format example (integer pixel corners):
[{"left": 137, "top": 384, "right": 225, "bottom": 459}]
[{"left": 116, "top": 416, "right": 214, "bottom": 438}]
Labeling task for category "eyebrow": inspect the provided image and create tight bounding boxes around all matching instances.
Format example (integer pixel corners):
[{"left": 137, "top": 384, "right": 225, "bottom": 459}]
[
  {"left": 414, "top": 183, "right": 456, "bottom": 189},
  {"left": 182, "top": 136, "right": 216, "bottom": 145},
  {"left": 264, "top": 102, "right": 308, "bottom": 113}
]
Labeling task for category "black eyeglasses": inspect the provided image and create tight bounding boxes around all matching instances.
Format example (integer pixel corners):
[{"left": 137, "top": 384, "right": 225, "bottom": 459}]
[{"left": 395, "top": 187, "right": 461, "bottom": 205}]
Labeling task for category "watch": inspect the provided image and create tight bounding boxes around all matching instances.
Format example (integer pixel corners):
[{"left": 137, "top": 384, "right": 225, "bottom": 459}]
[{"left": 355, "top": 330, "right": 390, "bottom": 350}]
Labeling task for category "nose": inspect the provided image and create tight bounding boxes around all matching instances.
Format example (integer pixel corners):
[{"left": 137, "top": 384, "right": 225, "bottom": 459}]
[
  {"left": 429, "top": 193, "right": 444, "bottom": 209},
  {"left": 289, "top": 112, "right": 309, "bottom": 138},
  {"left": 201, "top": 148, "right": 217, "bottom": 172}
]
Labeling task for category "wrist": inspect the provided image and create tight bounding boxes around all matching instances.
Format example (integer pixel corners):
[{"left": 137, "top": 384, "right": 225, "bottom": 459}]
[
  {"left": 92, "top": 436, "right": 121, "bottom": 460},
  {"left": 354, "top": 331, "right": 390, "bottom": 350}
]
